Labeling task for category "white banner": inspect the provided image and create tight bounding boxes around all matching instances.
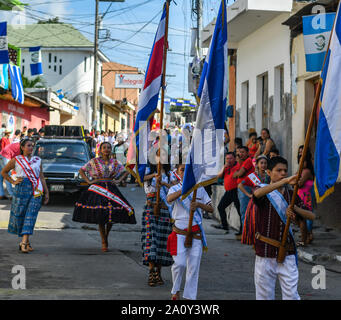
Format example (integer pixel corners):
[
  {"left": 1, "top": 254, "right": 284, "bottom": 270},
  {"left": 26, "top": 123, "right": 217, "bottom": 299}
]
[{"left": 115, "top": 73, "right": 144, "bottom": 89}]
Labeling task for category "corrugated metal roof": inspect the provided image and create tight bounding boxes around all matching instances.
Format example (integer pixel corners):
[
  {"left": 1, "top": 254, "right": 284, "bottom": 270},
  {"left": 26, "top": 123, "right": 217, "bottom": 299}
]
[{"left": 8, "top": 24, "right": 93, "bottom": 48}]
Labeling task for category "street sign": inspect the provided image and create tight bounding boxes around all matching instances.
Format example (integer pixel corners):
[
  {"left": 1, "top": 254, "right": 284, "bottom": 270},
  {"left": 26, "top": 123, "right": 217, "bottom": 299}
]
[{"left": 115, "top": 73, "right": 144, "bottom": 89}]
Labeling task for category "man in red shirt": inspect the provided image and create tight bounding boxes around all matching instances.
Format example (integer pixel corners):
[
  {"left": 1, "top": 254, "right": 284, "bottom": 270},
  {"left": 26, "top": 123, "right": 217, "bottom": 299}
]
[
  {"left": 233, "top": 146, "right": 255, "bottom": 234},
  {"left": 212, "top": 152, "right": 240, "bottom": 233},
  {"left": 0, "top": 130, "right": 11, "bottom": 151},
  {"left": 0, "top": 142, "right": 20, "bottom": 200}
]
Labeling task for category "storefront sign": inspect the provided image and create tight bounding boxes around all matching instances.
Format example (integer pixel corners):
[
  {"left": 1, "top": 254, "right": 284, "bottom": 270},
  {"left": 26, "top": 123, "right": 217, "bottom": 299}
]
[{"left": 115, "top": 74, "right": 144, "bottom": 89}]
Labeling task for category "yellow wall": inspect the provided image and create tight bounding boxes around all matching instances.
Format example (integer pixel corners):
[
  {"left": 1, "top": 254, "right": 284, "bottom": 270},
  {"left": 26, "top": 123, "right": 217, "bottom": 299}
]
[
  {"left": 291, "top": 33, "right": 320, "bottom": 171},
  {"left": 103, "top": 104, "right": 121, "bottom": 132}
]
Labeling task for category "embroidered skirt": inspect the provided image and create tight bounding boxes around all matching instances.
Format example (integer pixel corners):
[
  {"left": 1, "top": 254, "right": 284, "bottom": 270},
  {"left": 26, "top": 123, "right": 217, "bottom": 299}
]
[
  {"left": 8, "top": 178, "right": 42, "bottom": 237},
  {"left": 141, "top": 195, "right": 173, "bottom": 267},
  {"left": 72, "top": 181, "right": 136, "bottom": 225}
]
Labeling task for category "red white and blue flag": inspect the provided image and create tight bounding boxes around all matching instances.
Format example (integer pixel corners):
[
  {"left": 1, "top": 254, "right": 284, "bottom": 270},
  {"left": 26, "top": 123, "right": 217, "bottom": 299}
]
[{"left": 126, "top": 3, "right": 167, "bottom": 185}]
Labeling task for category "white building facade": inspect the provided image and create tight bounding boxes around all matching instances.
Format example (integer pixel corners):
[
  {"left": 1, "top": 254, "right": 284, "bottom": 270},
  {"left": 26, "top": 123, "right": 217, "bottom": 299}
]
[
  {"left": 202, "top": 0, "right": 296, "bottom": 169},
  {"left": 8, "top": 24, "right": 109, "bottom": 130}
]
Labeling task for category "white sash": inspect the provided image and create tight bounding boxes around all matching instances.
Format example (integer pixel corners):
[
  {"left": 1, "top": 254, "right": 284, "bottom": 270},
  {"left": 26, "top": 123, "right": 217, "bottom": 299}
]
[
  {"left": 247, "top": 172, "right": 261, "bottom": 186},
  {"left": 15, "top": 155, "right": 43, "bottom": 198},
  {"left": 88, "top": 184, "right": 133, "bottom": 215}
]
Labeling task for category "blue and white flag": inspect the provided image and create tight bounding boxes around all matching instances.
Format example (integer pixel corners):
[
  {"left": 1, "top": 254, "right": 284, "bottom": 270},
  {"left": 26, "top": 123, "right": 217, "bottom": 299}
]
[
  {"left": 182, "top": 0, "right": 228, "bottom": 199},
  {"left": 9, "top": 63, "right": 24, "bottom": 104},
  {"left": 303, "top": 13, "right": 336, "bottom": 72},
  {"left": 29, "top": 46, "right": 43, "bottom": 76},
  {"left": 56, "top": 89, "right": 64, "bottom": 100},
  {"left": 0, "top": 22, "right": 9, "bottom": 64},
  {"left": 314, "top": 4, "right": 341, "bottom": 203},
  {"left": 0, "top": 63, "right": 9, "bottom": 89}
]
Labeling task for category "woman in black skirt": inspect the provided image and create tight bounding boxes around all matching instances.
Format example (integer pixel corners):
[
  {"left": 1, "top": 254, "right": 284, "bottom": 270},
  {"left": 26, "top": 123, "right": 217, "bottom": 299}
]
[{"left": 73, "top": 142, "right": 136, "bottom": 252}]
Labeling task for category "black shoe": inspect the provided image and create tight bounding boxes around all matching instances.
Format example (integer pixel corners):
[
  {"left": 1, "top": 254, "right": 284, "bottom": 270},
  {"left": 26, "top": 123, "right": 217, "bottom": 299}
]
[
  {"left": 235, "top": 231, "right": 242, "bottom": 236},
  {"left": 213, "top": 224, "right": 229, "bottom": 231},
  {"left": 0, "top": 196, "right": 8, "bottom": 200}
]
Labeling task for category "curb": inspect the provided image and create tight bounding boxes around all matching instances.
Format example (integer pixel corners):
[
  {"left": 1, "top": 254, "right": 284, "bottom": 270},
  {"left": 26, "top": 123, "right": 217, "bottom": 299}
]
[
  {"left": 298, "top": 248, "right": 341, "bottom": 265},
  {"left": 297, "top": 248, "right": 316, "bottom": 263}
]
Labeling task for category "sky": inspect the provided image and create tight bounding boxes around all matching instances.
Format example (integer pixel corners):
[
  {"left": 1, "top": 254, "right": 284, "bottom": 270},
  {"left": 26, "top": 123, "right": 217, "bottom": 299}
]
[{"left": 1, "top": 0, "right": 232, "bottom": 100}]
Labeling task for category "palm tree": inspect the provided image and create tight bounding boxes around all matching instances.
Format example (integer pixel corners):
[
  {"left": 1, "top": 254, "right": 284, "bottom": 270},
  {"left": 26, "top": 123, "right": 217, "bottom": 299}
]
[
  {"left": 22, "top": 76, "right": 46, "bottom": 89},
  {"left": 0, "top": 0, "right": 26, "bottom": 11}
]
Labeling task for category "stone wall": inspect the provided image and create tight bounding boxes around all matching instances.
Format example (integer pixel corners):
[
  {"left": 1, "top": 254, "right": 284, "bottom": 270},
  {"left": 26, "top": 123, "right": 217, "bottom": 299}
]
[{"left": 235, "top": 92, "right": 293, "bottom": 173}]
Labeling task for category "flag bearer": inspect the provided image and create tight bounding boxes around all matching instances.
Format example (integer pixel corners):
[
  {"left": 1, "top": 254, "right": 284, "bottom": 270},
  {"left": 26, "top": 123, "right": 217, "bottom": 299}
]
[
  {"left": 167, "top": 164, "right": 213, "bottom": 300},
  {"left": 244, "top": 156, "right": 315, "bottom": 300}
]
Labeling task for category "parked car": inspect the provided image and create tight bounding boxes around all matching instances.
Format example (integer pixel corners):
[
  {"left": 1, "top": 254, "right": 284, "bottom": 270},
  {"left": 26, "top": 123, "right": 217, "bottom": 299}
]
[{"left": 34, "top": 138, "right": 92, "bottom": 194}]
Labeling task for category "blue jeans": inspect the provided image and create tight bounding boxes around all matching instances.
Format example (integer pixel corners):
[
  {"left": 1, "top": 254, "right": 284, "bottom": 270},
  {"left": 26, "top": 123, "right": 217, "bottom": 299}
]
[
  {"left": 0, "top": 155, "right": 13, "bottom": 197},
  {"left": 307, "top": 219, "right": 313, "bottom": 233},
  {"left": 238, "top": 186, "right": 252, "bottom": 230}
]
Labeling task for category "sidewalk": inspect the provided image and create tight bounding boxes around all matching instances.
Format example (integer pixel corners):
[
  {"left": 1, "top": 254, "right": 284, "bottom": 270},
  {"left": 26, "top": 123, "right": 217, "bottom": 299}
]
[{"left": 292, "top": 218, "right": 341, "bottom": 273}]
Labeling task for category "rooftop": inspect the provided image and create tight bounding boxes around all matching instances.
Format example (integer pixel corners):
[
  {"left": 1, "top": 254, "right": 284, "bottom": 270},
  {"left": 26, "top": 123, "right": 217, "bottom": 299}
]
[{"left": 8, "top": 23, "right": 93, "bottom": 48}]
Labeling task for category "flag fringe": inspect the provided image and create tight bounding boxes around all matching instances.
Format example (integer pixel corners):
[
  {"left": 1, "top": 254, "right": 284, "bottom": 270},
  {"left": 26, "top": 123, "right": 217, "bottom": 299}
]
[
  {"left": 125, "top": 109, "right": 158, "bottom": 187},
  {"left": 125, "top": 165, "right": 143, "bottom": 187},
  {"left": 314, "top": 179, "right": 335, "bottom": 203}
]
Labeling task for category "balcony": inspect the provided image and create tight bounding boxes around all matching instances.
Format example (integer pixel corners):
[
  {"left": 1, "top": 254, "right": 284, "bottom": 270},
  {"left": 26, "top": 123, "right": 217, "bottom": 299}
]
[{"left": 202, "top": 0, "right": 293, "bottom": 48}]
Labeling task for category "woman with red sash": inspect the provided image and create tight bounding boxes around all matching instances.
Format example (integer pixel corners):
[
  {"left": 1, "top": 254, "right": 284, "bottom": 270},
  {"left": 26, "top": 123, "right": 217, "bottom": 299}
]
[
  {"left": 1, "top": 138, "right": 49, "bottom": 253},
  {"left": 73, "top": 142, "right": 136, "bottom": 252}
]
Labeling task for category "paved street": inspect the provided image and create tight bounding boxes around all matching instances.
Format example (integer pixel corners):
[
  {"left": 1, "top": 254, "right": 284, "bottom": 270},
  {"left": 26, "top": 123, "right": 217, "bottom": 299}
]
[{"left": 0, "top": 184, "right": 340, "bottom": 300}]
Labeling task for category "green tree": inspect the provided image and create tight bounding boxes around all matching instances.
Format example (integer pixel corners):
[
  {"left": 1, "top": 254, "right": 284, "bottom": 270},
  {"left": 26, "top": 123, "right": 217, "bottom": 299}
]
[
  {"left": 37, "top": 17, "right": 62, "bottom": 24},
  {"left": 22, "top": 76, "right": 46, "bottom": 89},
  {"left": 0, "top": 0, "right": 26, "bottom": 11}
]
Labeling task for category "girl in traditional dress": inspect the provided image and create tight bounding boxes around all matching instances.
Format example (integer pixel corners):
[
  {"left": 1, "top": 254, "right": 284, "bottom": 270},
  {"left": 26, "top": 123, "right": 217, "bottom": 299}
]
[
  {"left": 141, "top": 148, "right": 175, "bottom": 287},
  {"left": 297, "top": 146, "right": 315, "bottom": 246},
  {"left": 73, "top": 142, "right": 136, "bottom": 252},
  {"left": 1, "top": 138, "right": 49, "bottom": 253}
]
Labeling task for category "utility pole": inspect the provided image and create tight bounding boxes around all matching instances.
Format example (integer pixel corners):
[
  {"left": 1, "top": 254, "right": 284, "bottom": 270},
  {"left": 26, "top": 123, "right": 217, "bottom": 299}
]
[
  {"left": 92, "top": 0, "right": 125, "bottom": 131},
  {"left": 196, "top": 0, "right": 203, "bottom": 60},
  {"left": 92, "top": 0, "right": 100, "bottom": 131}
]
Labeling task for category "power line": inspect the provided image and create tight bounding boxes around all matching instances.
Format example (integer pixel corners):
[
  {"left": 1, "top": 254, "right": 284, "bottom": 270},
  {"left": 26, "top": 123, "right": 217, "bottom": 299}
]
[{"left": 110, "top": 9, "right": 162, "bottom": 50}]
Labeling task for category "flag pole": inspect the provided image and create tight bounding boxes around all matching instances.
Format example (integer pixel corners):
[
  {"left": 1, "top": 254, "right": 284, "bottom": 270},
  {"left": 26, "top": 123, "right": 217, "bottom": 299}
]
[
  {"left": 184, "top": 189, "right": 197, "bottom": 248},
  {"left": 277, "top": 12, "right": 336, "bottom": 263},
  {"left": 184, "top": 94, "right": 200, "bottom": 247},
  {"left": 154, "top": 0, "right": 170, "bottom": 217}
]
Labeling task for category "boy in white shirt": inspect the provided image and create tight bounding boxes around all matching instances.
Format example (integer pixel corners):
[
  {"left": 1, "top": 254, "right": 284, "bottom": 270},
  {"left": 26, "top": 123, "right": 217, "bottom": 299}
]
[{"left": 167, "top": 164, "right": 213, "bottom": 300}]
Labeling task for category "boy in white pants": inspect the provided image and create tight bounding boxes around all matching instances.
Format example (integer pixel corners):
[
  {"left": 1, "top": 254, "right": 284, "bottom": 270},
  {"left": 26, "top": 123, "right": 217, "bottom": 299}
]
[
  {"left": 167, "top": 164, "right": 213, "bottom": 300},
  {"left": 252, "top": 156, "right": 315, "bottom": 300}
]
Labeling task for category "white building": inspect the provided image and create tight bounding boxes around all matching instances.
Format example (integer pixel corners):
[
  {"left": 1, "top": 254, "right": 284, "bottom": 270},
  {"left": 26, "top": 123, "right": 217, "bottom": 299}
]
[
  {"left": 202, "top": 0, "right": 297, "bottom": 169},
  {"left": 8, "top": 23, "right": 109, "bottom": 129}
]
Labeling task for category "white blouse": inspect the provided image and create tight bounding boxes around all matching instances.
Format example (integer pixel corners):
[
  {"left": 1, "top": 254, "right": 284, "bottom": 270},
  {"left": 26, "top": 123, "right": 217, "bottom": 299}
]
[
  {"left": 167, "top": 186, "right": 211, "bottom": 230},
  {"left": 15, "top": 156, "right": 42, "bottom": 179}
]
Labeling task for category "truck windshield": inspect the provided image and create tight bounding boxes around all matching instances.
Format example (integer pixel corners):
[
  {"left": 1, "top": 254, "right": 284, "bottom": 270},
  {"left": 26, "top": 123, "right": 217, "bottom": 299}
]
[{"left": 35, "top": 143, "right": 88, "bottom": 163}]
